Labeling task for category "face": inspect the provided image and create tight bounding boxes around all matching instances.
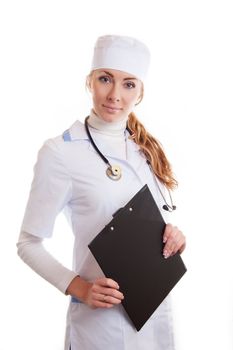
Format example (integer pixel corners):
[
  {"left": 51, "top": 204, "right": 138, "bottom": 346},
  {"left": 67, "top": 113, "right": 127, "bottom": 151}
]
[{"left": 88, "top": 68, "right": 143, "bottom": 122}]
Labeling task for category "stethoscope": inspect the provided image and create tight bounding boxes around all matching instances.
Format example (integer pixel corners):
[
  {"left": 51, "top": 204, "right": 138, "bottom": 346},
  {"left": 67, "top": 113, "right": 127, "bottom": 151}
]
[{"left": 84, "top": 116, "right": 176, "bottom": 212}]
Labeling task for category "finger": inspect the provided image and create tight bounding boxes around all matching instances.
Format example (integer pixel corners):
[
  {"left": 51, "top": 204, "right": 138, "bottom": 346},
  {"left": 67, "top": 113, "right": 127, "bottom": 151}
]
[
  {"left": 93, "top": 286, "right": 124, "bottom": 300},
  {"left": 101, "top": 294, "right": 123, "bottom": 305},
  {"left": 88, "top": 293, "right": 115, "bottom": 309},
  {"left": 176, "top": 236, "right": 186, "bottom": 253},
  {"left": 169, "top": 238, "right": 184, "bottom": 256},
  {"left": 163, "top": 242, "right": 176, "bottom": 258},
  {"left": 163, "top": 223, "right": 173, "bottom": 243},
  {"left": 163, "top": 231, "right": 179, "bottom": 256},
  {"left": 93, "top": 293, "right": 122, "bottom": 307},
  {"left": 179, "top": 241, "right": 186, "bottom": 254},
  {"left": 93, "top": 279, "right": 123, "bottom": 298},
  {"left": 95, "top": 277, "right": 120, "bottom": 290},
  {"left": 164, "top": 232, "right": 185, "bottom": 257},
  {"left": 163, "top": 228, "right": 181, "bottom": 257},
  {"left": 93, "top": 292, "right": 124, "bottom": 304}
]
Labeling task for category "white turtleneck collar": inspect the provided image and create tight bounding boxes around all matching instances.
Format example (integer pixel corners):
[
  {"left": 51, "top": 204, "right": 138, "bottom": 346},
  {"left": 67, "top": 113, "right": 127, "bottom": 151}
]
[{"left": 87, "top": 109, "right": 128, "bottom": 137}]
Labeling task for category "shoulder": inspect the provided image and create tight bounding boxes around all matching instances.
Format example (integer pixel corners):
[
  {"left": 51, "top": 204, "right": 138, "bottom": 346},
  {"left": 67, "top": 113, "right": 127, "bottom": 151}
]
[
  {"left": 36, "top": 120, "right": 89, "bottom": 171},
  {"left": 40, "top": 119, "right": 88, "bottom": 154}
]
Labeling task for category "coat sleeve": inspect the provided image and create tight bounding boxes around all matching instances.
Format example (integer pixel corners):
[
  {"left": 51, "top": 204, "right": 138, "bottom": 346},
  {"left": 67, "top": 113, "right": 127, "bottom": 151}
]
[
  {"left": 21, "top": 138, "right": 72, "bottom": 238},
  {"left": 17, "top": 230, "right": 77, "bottom": 294}
]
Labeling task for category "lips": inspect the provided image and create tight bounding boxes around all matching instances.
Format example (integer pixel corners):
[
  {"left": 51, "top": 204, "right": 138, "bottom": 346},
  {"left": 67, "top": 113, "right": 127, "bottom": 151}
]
[{"left": 103, "top": 104, "right": 122, "bottom": 111}]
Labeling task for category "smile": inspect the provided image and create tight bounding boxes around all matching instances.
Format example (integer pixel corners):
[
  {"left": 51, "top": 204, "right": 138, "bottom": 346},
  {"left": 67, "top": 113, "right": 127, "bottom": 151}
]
[{"left": 103, "top": 105, "right": 122, "bottom": 111}]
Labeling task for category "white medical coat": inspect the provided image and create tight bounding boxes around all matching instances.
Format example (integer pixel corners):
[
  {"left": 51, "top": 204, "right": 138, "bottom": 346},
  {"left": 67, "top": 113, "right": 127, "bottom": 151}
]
[{"left": 21, "top": 120, "right": 175, "bottom": 350}]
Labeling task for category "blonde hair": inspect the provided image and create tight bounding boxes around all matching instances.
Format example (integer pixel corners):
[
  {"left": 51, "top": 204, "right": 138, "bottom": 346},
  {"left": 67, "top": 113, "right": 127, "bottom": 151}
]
[{"left": 86, "top": 71, "right": 177, "bottom": 190}]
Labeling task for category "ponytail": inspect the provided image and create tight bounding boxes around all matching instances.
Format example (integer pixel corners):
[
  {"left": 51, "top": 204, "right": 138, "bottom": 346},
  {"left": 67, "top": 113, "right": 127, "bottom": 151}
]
[{"left": 127, "top": 112, "right": 178, "bottom": 190}]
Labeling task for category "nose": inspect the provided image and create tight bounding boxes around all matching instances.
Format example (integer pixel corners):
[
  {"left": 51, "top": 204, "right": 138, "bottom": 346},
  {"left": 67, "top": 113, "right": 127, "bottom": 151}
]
[{"left": 107, "top": 84, "right": 120, "bottom": 102}]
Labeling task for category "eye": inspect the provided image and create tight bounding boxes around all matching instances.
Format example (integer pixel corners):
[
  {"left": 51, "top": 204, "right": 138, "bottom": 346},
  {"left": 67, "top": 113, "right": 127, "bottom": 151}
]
[
  {"left": 98, "top": 75, "right": 112, "bottom": 83},
  {"left": 124, "top": 81, "right": 136, "bottom": 89}
]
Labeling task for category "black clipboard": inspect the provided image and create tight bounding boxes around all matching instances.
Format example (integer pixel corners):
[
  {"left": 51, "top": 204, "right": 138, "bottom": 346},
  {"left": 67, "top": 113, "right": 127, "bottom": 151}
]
[{"left": 88, "top": 184, "right": 187, "bottom": 331}]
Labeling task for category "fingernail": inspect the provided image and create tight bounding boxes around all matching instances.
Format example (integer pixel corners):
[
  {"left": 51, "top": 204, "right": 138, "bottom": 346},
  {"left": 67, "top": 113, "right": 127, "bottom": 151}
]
[{"left": 163, "top": 237, "right": 167, "bottom": 243}]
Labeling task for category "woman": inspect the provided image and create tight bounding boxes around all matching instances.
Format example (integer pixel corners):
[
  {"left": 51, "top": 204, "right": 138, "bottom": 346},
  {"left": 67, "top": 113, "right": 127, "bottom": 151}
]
[{"left": 17, "top": 35, "right": 186, "bottom": 350}]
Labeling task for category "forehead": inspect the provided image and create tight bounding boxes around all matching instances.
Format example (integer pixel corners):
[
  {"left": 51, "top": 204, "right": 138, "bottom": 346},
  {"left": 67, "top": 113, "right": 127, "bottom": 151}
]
[{"left": 93, "top": 68, "right": 138, "bottom": 80}]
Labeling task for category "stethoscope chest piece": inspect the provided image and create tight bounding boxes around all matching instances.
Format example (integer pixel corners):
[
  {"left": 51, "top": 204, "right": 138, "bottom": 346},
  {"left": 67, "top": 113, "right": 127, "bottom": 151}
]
[{"left": 106, "top": 165, "right": 122, "bottom": 181}]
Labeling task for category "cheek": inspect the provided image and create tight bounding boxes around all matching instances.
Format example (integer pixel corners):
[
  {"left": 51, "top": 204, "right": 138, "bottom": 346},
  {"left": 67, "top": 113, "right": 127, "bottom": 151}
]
[
  {"left": 91, "top": 84, "right": 106, "bottom": 103},
  {"left": 126, "top": 86, "right": 142, "bottom": 104},
  {"left": 91, "top": 90, "right": 101, "bottom": 105},
  {"left": 125, "top": 93, "right": 140, "bottom": 107}
]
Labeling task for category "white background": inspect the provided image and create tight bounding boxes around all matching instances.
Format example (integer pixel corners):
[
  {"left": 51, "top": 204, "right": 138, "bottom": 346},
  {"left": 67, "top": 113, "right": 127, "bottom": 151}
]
[{"left": 0, "top": 0, "right": 233, "bottom": 349}]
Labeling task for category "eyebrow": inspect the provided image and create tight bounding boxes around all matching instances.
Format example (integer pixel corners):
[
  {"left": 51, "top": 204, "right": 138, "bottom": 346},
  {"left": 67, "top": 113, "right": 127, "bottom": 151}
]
[{"left": 101, "top": 70, "right": 138, "bottom": 81}]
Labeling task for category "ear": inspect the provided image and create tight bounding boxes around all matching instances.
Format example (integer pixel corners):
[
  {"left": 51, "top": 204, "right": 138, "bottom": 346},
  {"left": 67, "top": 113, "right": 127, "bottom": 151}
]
[
  {"left": 135, "top": 85, "right": 144, "bottom": 105},
  {"left": 86, "top": 75, "right": 92, "bottom": 92},
  {"left": 135, "top": 94, "right": 143, "bottom": 106}
]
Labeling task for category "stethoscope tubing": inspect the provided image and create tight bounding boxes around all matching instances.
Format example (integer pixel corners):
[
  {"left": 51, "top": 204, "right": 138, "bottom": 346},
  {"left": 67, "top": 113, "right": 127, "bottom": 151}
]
[{"left": 84, "top": 116, "right": 176, "bottom": 212}]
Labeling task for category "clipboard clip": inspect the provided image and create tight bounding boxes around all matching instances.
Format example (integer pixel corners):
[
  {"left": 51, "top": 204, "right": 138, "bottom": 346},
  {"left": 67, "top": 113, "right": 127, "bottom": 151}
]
[
  {"left": 112, "top": 206, "right": 133, "bottom": 218},
  {"left": 112, "top": 207, "right": 123, "bottom": 218}
]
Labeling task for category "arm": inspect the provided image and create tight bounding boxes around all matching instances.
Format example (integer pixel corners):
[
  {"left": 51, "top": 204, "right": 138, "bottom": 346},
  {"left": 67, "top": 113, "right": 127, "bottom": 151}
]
[
  {"left": 18, "top": 140, "right": 123, "bottom": 307},
  {"left": 17, "top": 230, "right": 78, "bottom": 294},
  {"left": 17, "top": 139, "right": 77, "bottom": 293},
  {"left": 17, "top": 231, "right": 124, "bottom": 307}
]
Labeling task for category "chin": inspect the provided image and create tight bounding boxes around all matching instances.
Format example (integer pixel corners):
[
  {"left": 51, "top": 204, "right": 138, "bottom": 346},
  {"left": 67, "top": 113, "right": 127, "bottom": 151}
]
[
  {"left": 102, "top": 116, "right": 117, "bottom": 123},
  {"left": 99, "top": 112, "right": 123, "bottom": 123},
  {"left": 94, "top": 106, "right": 125, "bottom": 122}
]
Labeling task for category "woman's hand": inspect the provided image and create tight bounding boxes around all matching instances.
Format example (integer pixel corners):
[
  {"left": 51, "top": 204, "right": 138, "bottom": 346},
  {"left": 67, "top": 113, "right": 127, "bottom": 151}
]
[
  {"left": 83, "top": 277, "right": 124, "bottom": 309},
  {"left": 66, "top": 276, "right": 124, "bottom": 309},
  {"left": 163, "top": 223, "right": 186, "bottom": 259}
]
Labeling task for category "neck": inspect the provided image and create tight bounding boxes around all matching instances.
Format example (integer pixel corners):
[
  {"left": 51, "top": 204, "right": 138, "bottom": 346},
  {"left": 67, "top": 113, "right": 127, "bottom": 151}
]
[{"left": 87, "top": 109, "right": 128, "bottom": 136}]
